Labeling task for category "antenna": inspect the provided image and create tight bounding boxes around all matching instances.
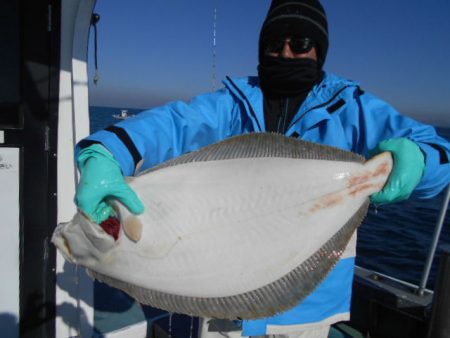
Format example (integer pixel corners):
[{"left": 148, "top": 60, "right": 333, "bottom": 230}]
[{"left": 212, "top": 6, "right": 217, "bottom": 91}]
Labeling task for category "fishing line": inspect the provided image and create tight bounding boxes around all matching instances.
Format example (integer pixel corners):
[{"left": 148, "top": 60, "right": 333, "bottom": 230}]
[{"left": 212, "top": 6, "right": 217, "bottom": 91}]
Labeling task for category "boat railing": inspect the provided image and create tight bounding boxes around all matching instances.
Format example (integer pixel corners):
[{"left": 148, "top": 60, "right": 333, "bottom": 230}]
[
  {"left": 421, "top": 183, "right": 450, "bottom": 338},
  {"left": 351, "top": 183, "right": 450, "bottom": 338},
  {"left": 427, "top": 244, "right": 450, "bottom": 338},
  {"left": 417, "top": 184, "right": 450, "bottom": 296}
]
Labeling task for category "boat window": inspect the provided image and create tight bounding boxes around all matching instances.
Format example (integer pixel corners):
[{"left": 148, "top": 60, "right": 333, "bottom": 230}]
[{"left": 0, "top": 1, "right": 21, "bottom": 127}]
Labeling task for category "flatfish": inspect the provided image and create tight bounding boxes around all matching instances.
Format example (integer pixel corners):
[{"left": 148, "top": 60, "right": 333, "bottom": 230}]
[{"left": 52, "top": 133, "right": 392, "bottom": 319}]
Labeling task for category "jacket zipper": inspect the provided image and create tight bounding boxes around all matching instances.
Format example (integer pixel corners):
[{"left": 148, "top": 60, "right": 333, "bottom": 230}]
[
  {"left": 278, "top": 98, "right": 290, "bottom": 133},
  {"left": 226, "top": 76, "right": 263, "bottom": 131},
  {"left": 288, "top": 85, "right": 350, "bottom": 130},
  {"left": 226, "top": 77, "right": 352, "bottom": 133}
]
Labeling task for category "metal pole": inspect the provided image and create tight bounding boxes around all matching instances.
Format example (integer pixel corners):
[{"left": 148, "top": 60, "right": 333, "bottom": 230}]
[
  {"left": 427, "top": 245, "right": 450, "bottom": 338},
  {"left": 418, "top": 184, "right": 450, "bottom": 295}
]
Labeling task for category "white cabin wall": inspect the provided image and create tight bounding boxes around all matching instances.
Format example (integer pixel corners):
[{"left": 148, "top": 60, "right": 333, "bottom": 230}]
[
  {"left": 0, "top": 148, "right": 20, "bottom": 338},
  {"left": 56, "top": 0, "right": 96, "bottom": 337}
]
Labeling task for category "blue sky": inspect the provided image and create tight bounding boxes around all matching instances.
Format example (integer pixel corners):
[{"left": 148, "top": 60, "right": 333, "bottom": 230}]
[{"left": 88, "top": 0, "right": 450, "bottom": 127}]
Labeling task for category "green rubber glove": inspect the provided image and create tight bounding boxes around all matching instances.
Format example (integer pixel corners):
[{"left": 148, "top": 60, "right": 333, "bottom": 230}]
[
  {"left": 75, "top": 144, "right": 144, "bottom": 224},
  {"left": 370, "top": 138, "right": 425, "bottom": 205}
]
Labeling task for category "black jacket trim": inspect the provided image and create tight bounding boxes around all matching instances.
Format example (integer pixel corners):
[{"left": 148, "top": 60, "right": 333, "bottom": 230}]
[
  {"left": 326, "top": 98, "right": 346, "bottom": 114},
  {"left": 428, "top": 143, "right": 449, "bottom": 165},
  {"left": 77, "top": 139, "right": 101, "bottom": 149},
  {"left": 105, "top": 126, "right": 142, "bottom": 169}
]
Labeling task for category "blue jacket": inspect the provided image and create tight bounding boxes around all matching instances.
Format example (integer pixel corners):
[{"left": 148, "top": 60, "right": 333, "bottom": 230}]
[{"left": 78, "top": 72, "right": 450, "bottom": 335}]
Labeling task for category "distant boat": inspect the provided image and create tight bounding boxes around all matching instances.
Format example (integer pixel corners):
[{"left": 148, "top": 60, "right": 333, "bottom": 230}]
[{"left": 113, "top": 109, "right": 135, "bottom": 120}]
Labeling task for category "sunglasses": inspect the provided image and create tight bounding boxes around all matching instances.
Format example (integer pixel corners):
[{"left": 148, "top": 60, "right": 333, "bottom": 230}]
[{"left": 263, "top": 37, "right": 315, "bottom": 55}]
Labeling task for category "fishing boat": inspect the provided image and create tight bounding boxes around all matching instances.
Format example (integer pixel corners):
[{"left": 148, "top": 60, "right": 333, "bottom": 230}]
[
  {"left": 113, "top": 109, "right": 135, "bottom": 120},
  {"left": 0, "top": 1, "right": 448, "bottom": 337}
]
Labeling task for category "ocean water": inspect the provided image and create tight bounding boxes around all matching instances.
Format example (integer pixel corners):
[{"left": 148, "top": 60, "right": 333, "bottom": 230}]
[{"left": 89, "top": 105, "right": 449, "bottom": 334}]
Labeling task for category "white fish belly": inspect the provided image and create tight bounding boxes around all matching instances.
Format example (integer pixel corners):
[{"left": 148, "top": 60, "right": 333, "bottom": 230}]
[{"left": 93, "top": 157, "right": 373, "bottom": 298}]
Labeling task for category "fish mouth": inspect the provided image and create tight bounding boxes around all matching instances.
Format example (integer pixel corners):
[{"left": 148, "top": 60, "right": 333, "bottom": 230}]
[
  {"left": 62, "top": 235, "right": 73, "bottom": 257},
  {"left": 52, "top": 212, "right": 120, "bottom": 266},
  {"left": 51, "top": 229, "right": 77, "bottom": 264}
]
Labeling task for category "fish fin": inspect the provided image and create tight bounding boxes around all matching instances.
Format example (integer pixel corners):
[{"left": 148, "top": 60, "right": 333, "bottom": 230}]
[
  {"left": 139, "top": 133, "right": 365, "bottom": 175},
  {"left": 123, "top": 215, "right": 143, "bottom": 242}
]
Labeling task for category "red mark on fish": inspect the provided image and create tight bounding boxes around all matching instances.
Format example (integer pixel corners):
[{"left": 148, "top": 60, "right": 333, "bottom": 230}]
[
  {"left": 100, "top": 217, "right": 121, "bottom": 241},
  {"left": 310, "top": 193, "right": 344, "bottom": 213}
]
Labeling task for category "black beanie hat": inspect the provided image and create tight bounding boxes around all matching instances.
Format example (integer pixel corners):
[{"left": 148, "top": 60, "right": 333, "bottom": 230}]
[{"left": 259, "top": 0, "right": 329, "bottom": 66}]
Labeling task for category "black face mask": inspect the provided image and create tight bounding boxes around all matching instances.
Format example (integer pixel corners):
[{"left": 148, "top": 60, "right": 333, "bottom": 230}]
[{"left": 258, "top": 56, "right": 322, "bottom": 97}]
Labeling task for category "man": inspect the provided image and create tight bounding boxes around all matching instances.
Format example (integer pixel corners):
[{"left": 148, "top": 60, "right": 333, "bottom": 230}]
[{"left": 75, "top": 0, "right": 450, "bottom": 337}]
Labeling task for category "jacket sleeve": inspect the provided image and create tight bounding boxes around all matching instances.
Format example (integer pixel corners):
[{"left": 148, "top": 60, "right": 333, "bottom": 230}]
[
  {"left": 76, "top": 88, "right": 243, "bottom": 176},
  {"left": 354, "top": 91, "right": 450, "bottom": 199}
]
